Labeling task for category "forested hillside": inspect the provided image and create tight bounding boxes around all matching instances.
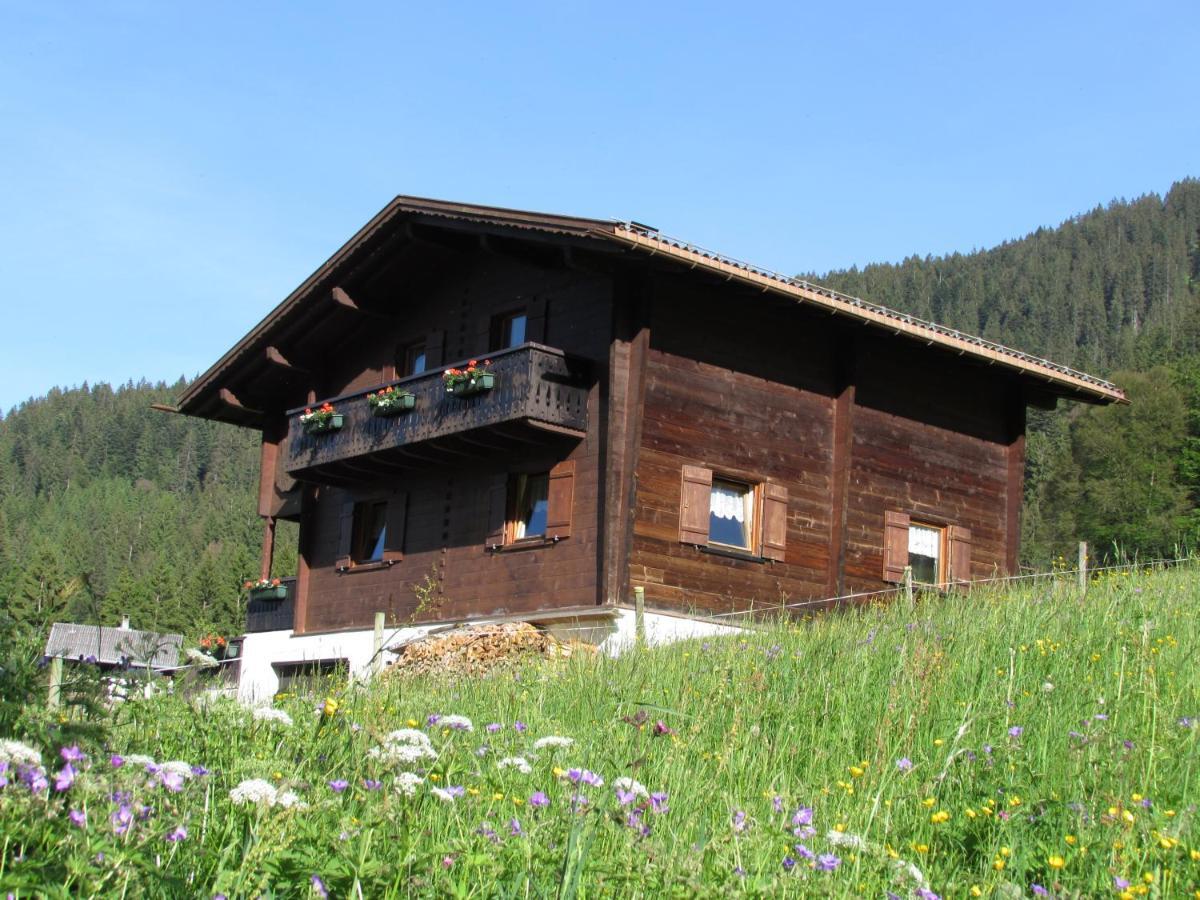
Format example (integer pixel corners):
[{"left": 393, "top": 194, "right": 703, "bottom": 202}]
[
  {"left": 0, "top": 381, "right": 295, "bottom": 639},
  {"left": 2, "top": 180, "right": 1199, "bottom": 641},
  {"left": 816, "top": 178, "right": 1200, "bottom": 565}
]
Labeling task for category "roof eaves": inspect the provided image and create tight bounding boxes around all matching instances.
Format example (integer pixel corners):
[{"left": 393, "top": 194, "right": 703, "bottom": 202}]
[{"left": 603, "top": 223, "right": 1126, "bottom": 405}]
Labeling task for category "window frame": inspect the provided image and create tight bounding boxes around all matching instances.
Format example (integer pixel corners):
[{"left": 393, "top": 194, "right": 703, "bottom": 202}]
[
  {"left": 506, "top": 471, "right": 551, "bottom": 544},
  {"left": 400, "top": 341, "right": 427, "bottom": 376},
  {"left": 706, "top": 477, "right": 758, "bottom": 552},
  {"left": 486, "top": 460, "right": 575, "bottom": 551},
  {"left": 882, "top": 510, "right": 972, "bottom": 586},
  {"left": 906, "top": 520, "right": 946, "bottom": 585},
  {"left": 497, "top": 310, "right": 528, "bottom": 350},
  {"left": 678, "top": 465, "right": 789, "bottom": 563},
  {"left": 350, "top": 500, "right": 388, "bottom": 565},
  {"left": 335, "top": 492, "right": 407, "bottom": 572}
]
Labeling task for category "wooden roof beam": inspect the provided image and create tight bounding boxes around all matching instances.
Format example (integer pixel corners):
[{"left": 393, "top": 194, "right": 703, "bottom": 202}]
[
  {"left": 219, "top": 388, "right": 262, "bottom": 417},
  {"left": 264, "top": 346, "right": 310, "bottom": 374}
]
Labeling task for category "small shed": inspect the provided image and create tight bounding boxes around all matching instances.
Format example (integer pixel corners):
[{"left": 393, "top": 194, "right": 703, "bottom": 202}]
[{"left": 44, "top": 621, "right": 183, "bottom": 671}]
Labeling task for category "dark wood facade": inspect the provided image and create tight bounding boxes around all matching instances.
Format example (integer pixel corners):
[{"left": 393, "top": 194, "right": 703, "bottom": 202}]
[{"left": 174, "top": 197, "right": 1124, "bottom": 635}]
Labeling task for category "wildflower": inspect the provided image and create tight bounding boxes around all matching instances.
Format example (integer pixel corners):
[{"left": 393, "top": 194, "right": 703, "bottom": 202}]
[
  {"left": 529, "top": 791, "right": 550, "bottom": 808},
  {"left": 508, "top": 817, "right": 522, "bottom": 836},
  {"left": 322, "top": 698, "right": 338, "bottom": 717},
  {"left": 157, "top": 769, "right": 186, "bottom": 793},
  {"left": 229, "top": 779, "right": 278, "bottom": 805},
  {"left": 68, "top": 809, "right": 87, "bottom": 829},
  {"left": 497, "top": 756, "right": 532, "bottom": 775},
  {"left": 441, "top": 714, "right": 474, "bottom": 732},
  {"left": 848, "top": 765, "right": 865, "bottom": 778},
  {"left": 441, "top": 856, "right": 454, "bottom": 868},
  {"left": 782, "top": 856, "right": 797, "bottom": 871},
  {"left": 60, "top": 745, "right": 86, "bottom": 764},
  {"left": 649, "top": 792, "right": 669, "bottom": 813},
  {"left": 895, "top": 757, "right": 914, "bottom": 773},
  {"left": 514, "top": 721, "right": 527, "bottom": 732},
  {"left": 311, "top": 874, "right": 329, "bottom": 898},
  {"left": 475, "top": 822, "right": 499, "bottom": 843},
  {"left": 191, "top": 765, "right": 210, "bottom": 777},
  {"left": 426, "top": 714, "right": 441, "bottom": 727},
  {"left": 252, "top": 707, "right": 293, "bottom": 727},
  {"left": 431, "top": 787, "right": 458, "bottom": 803},
  {"left": 1114, "top": 877, "right": 1131, "bottom": 890},
  {"left": 0, "top": 740, "right": 43, "bottom": 767},
  {"left": 1047, "top": 854, "right": 1065, "bottom": 869},
  {"left": 930, "top": 810, "right": 950, "bottom": 824},
  {"left": 532, "top": 736, "right": 574, "bottom": 750},
  {"left": 916, "top": 890, "right": 940, "bottom": 900},
  {"left": 792, "top": 806, "right": 814, "bottom": 827},
  {"left": 486, "top": 723, "right": 503, "bottom": 733},
  {"left": 565, "top": 768, "right": 603, "bottom": 787},
  {"left": 54, "top": 764, "right": 77, "bottom": 792},
  {"left": 795, "top": 843, "right": 815, "bottom": 861},
  {"left": 1031, "top": 886, "right": 1048, "bottom": 897},
  {"left": 395, "top": 773, "right": 424, "bottom": 797},
  {"left": 652, "top": 720, "right": 674, "bottom": 736},
  {"left": 1008, "top": 725, "right": 1024, "bottom": 739},
  {"left": 165, "top": 825, "right": 187, "bottom": 842},
  {"left": 362, "top": 779, "right": 382, "bottom": 791},
  {"left": 125, "top": 754, "right": 156, "bottom": 768},
  {"left": 613, "top": 777, "right": 648, "bottom": 802},
  {"left": 110, "top": 755, "right": 124, "bottom": 768},
  {"left": 772, "top": 794, "right": 784, "bottom": 813},
  {"left": 732, "top": 810, "right": 749, "bottom": 832},
  {"left": 275, "top": 790, "right": 307, "bottom": 809},
  {"left": 815, "top": 853, "right": 841, "bottom": 871},
  {"left": 110, "top": 804, "right": 134, "bottom": 835},
  {"left": 328, "top": 780, "right": 349, "bottom": 793}
]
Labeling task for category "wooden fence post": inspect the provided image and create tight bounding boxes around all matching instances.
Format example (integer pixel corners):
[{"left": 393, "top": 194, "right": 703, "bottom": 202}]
[
  {"left": 373, "top": 612, "right": 385, "bottom": 676},
  {"left": 47, "top": 656, "right": 63, "bottom": 709},
  {"left": 1078, "top": 541, "right": 1088, "bottom": 595},
  {"left": 633, "top": 586, "right": 645, "bottom": 649},
  {"left": 903, "top": 565, "right": 914, "bottom": 606}
]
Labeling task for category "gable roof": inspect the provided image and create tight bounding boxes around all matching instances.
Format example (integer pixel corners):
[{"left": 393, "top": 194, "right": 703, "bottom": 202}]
[
  {"left": 45, "top": 622, "right": 183, "bottom": 670},
  {"left": 175, "top": 195, "right": 1125, "bottom": 420}
]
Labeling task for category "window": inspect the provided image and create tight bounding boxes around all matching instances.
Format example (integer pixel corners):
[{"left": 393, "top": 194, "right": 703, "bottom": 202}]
[
  {"left": 352, "top": 501, "right": 388, "bottom": 563},
  {"left": 509, "top": 473, "right": 549, "bottom": 541},
  {"left": 485, "top": 460, "right": 575, "bottom": 549},
  {"left": 678, "top": 465, "right": 788, "bottom": 561},
  {"left": 882, "top": 511, "right": 971, "bottom": 585},
  {"left": 708, "top": 479, "right": 755, "bottom": 550},
  {"left": 501, "top": 312, "right": 527, "bottom": 348},
  {"left": 336, "top": 493, "right": 407, "bottom": 570},
  {"left": 907, "top": 522, "right": 943, "bottom": 584},
  {"left": 401, "top": 342, "right": 427, "bottom": 376}
]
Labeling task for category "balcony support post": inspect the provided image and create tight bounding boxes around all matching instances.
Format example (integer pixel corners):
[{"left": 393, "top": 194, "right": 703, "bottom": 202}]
[{"left": 259, "top": 516, "right": 276, "bottom": 581}]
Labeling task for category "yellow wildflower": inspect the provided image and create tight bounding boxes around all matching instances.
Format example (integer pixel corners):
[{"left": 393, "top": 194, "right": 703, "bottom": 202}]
[
  {"left": 930, "top": 811, "right": 950, "bottom": 824},
  {"left": 1047, "top": 855, "right": 1065, "bottom": 869},
  {"left": 849, "top": 765, "right": 865, "bottom": 778},
  {"left": 1064, "top": 834, "right": 1077, "bottom": 845},
  {"left": 922, "top": 797, "right": 936, "bottom": 808}
]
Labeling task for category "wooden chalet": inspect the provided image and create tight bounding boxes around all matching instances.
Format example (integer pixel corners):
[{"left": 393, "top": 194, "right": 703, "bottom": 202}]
[{"left": 167, "top": 196, "right": 1124, "bottom": 694}]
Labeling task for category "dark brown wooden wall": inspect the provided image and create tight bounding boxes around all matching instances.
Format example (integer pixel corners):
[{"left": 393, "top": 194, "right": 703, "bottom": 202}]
[
  {"left": 627, "top": 273, "right": 1024, "bottom": 617},
  {"left": 292, "top": 249, "right": 613, "bottom": 633}
]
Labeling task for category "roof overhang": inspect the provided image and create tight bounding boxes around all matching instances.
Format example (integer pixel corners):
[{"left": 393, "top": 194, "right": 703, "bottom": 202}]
[{"left": 174, "top": 196, "right": 1125, "bottom": 424}]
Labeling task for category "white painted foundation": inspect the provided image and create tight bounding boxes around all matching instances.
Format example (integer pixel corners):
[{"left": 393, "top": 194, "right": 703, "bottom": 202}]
[{"left": 236, "top": 607, "right": 746, "bottom": 702}]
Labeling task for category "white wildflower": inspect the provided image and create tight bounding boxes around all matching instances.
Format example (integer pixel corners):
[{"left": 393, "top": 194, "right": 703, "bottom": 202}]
[
  {"left": 125, "top": 754, "right": 156, "bottom": 768},
  {"left": 439, "top": 714, "right": 474, "bottom": 732},
  {"left": 275, "top": 790, "right": 307, "bottom": 810},
  {"left": 1042, "top": 681, "right": 1055, "bottom": 693},
  {"left": 0, "top": 739, "right": 43, "bottom": 767},
  {"left": 368, "top": 743, "right": 437, "bottom": 765},
  {"left": 826, "top": 829, "right": 869, "bottom": 852},
  {"left": 497, "top": 756, "right": 533, "bottom": 775},
  {"left": 612, "top": 777, "right": 649, "bottom": 799},
  {"left": 229, "top": 778, "right": 278, "bottom": 805},
  {"left": 158, "top": 760, "right": 194, "bottom": 780},
  {"left": 430, "top": 787, "right": 457, "bottom": 803},
  {"left": 396, "top": 772, "right": 425, "bottom": 796},
  {"left": 252, "top": 707, "right": 293, "bottom": 727},
  {"left": 381, "top": 729, "right": 435, "bottom": 750},
  {"left": 532, "top": 735, "right": 574, "bottom": 750}
]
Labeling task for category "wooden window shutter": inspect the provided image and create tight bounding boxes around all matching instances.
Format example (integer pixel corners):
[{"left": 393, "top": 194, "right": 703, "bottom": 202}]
[
  {"left": 525, "top": 297, "right": 547, "bottom": 343},
  {"left": 760, "top": 483, "right": 788, "bottom": 562},
  {"left": 382, "top": 492, "right": 408, "bottom": 563},
  {"left": 335, "top": 498, "right": 355, "bottom": 570},
  {"left": 546, "top": 459, "right": 575, "bottom": 540},
  {"left": 947, "top": 525, "right": 972, "bottom": 585},
  {"left": 424, "top": 330, "right": 445, "bottom": 369},
  {"left": 882, "top": 510, "right": 910, "bottom": 583},
  {"left": 484, "top": 476, "right": 508, "bottom": 549},
  {"left": 678, "top": 465, "right": 713, "bottom": 544}
]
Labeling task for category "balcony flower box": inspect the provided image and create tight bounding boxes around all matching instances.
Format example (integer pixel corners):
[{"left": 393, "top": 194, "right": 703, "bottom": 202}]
[
  {"left": 245, "top": 578, "right": 287, "bottom": 601},
  {"left": 368, "top": 386, "right": 416, "bottom": 416},
  {"left": 300, "top": 402, "right": 343, "bottom": 435},
  {"left": 444, "top": 361, "right": 496, "bottom": 397}
]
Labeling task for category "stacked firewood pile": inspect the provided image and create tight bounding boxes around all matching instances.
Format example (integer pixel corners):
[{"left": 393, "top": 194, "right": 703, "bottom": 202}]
[{"left": 385, "top": 622, "right": 593, "bottom": 677}]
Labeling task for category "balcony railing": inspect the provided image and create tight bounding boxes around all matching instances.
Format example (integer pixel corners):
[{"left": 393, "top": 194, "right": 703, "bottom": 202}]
[
  {"left": 245, "top": 578, "right": 296, "bottom": 633},
  {"left": 283, "top": 343, "right": 589, "bottom": 476}
]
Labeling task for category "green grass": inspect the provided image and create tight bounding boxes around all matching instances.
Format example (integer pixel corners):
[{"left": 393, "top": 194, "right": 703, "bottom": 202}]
[{"left": 2, "top": 566, "right": 1199, "bottom": 898}]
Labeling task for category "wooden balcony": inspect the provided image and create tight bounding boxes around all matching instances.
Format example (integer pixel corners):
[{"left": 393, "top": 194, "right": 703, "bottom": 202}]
[
  {"left": 283, "top": 343, "right": 590, "bottom": 480},
  {"left": 245, "top": 578, "right": 296, "bottom": 633}
]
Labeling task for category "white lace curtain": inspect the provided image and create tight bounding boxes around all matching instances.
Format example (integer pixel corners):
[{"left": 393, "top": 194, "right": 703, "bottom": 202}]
[
  {"left": 710, "top": 483, "right": 747, "bottom": 522},
  {"left": 908, "top": 525, "right": 940, "bottom": 558}
]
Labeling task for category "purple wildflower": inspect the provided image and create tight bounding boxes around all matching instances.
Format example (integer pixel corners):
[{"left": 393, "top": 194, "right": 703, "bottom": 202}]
[
  {"left": 1123, "top": 739, "right": 1135, "bottom": 750},
  {"left": 362, "top": 779, "right": 382, "bottom": 791},
  {"left": 895, "top": 757, "right": 914, "bottom": 772},
  {"left": 566, "top": 768, "right": 603, "bottom": 787},
  {"left": 60, "top": 746, "right": 87, "bottom": 764},
  {"left": 795, "top": 843, "right": 815, "bottom": 861},
  {"left": 514, "top": 721, "right": 527, "bottom": 733},
  {"left": 792, "top": 806, "right": 813, "bottom": 827},
  {"left": 441, "top": 856, "right": 454, "bottom": 869},
  {"left": 732, "top": 810, "right": 748, "bottom": 832},
  {"left": 25, "top": 768, "right": 49, "bottom": 794},
  {"left": 1031, "top": 885, "right": 1048, "bottom": 897},
  {"left": 1140, "top": 797, "right": 1151, "bottom": 808},
  {"left": 190, "top": 765, "right": 210, "bottom": 777},
  {"left": 652, "top": 720, "right": 674, "bottom": 736},
  {"left": 529, "top": 791, "right": 549, "bottom": 808},
  {"left": 486, "top": 723, "right": 502, "bottom": 733},
  {"left": 158, "top": 770, "right": 185, "bottom": 793},
  {"left": 110, "top": 755, "right": 124, "bottom": 768},
  {"left": 446, "top": 785, "right": 465, "bottom": 798},
  {"left": 569, "top": 793, "right": 589, "bottom": 810},
  {"left": 165, "top": 825, "right": 187, "bottom": 842},
  {"left": 508, "top": 817, "right": 522, "bottom": 836},
  {"left": 426, "top": 714, "right": 441, "bottom": 727},
  {"left": 1094, "top": 713, "right": 1109, "bottom": 721},
  {"left": 772, "top": 795, "right": 784, "bottom": 813},
  {"left": 328, "top": 779, "right": 349, "bottom": 793},
  {"left": 1178, "top": 716, "right": 1197, "bottom": 728},
  {"left": 1114, "top": 877, "right": 1130, "bottom": 890},
  {"left": 625, "top": 808, "right": 650, "bottom": 836},
  {"left": 734, "top": 866, "right": 746, "bottom": 877},
  {"left": 1008, "top": 725, "right": 1024, "bottom": 739},
  {"left": 616, "top": 789, "right": 637, "bottom": 806},
  {"left": 815, "top": 853, "right": 841, "bottom": 871},
  {"left": 982, "top": 744, "right": 993, "bottom": 756},
  {"left": 916, "top": 890, "right": 940, "bottom": 900},
  {"left": 311, "top": 874, "right": 329, "bottom": 898},
  {"left": 475, "top": 822, "right": 499, "bottom": 843},
  {"left": 54, "top": 764, "right": 76, "bottom": 792},
  {"left": 68, "top": 809, "right": 87, "bottom": 829},
  {"left": 649, "top": 792, "right": 669, "bottom": 814},
  {"left": 111, "top": 804, "right": 134, "bottom": 835},
  {"left": 782, "top": 856, "right": 796, "bottom": 871}
]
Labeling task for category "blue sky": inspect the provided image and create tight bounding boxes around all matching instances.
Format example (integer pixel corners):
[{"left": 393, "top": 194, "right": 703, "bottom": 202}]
[{"left": 1, "top": 1, "right": 1196, "bottom": 413}]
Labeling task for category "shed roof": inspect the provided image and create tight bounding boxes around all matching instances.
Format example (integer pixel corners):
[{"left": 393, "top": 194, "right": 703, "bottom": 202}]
[
  {"left": 45, "top": 623, "right": 183, "bottom": 670},
  {"left": 174, "top": 195, "right": 1125, "bottom": 420}
]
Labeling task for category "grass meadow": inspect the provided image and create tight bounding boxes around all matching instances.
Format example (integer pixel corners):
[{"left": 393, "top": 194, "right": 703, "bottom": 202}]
[{"left": 1, "top": 565, "right": 1198, "bottom": 898}]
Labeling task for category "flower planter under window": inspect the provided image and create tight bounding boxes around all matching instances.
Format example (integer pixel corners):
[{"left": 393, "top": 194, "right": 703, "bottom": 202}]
[
  {"left": 449, "top": 374, "right": 496, "bottom": 397},
  {"left": 248, "top": 585, "right": 289, "bottom": 601},
  {"left": 302, "top": 414, "right": 344, "bottom": 435},
  {"left": 370, "top": 394, "right": 416, "bottom": 416}
]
